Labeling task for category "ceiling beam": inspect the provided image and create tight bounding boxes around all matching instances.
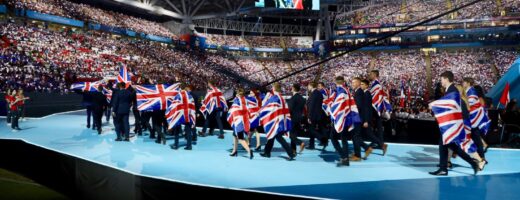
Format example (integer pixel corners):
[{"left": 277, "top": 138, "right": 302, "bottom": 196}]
[
  {"left": 181, "top": 0, "right": 187, "bottom": 15},
  {"left": 190, "top": 0, "right": 206, "bottom": 17},
  {"left": 112, "top": 0, "right": 184, "bottom": 19},
  {"left": 164, "top": 0, "right": 183, "bottom": 15}
]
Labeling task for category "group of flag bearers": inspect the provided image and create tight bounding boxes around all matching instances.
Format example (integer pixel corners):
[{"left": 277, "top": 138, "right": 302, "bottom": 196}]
[{"left": 70, "top": 65, "right": 492, "bottom": 174}]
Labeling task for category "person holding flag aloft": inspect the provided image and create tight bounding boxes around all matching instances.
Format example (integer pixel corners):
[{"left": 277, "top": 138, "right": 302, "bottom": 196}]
[
  {"left": 227, "top": 88, "right": 257, "bottom": 159},
  {"left": 429, "top": 71, "right": 480, "bottom": 176},
  {"left": 259, "top": 83, "right": 295, "bottom": 161}
]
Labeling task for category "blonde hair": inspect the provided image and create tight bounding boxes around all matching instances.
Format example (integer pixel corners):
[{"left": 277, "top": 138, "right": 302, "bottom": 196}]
[
  {"left": 456, "top": 85, "right": 470, "bottom": 109},
  {"left": 273, "top": 83, "right": 282, "bottom": 92}
]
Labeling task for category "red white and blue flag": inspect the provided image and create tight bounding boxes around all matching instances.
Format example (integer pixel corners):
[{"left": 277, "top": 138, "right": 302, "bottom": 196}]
[
  {"left": 429, "top": 91, "right": 467, "bottom": 145},
  {"left": 135, "top": 84, "right": 180, "bottom": 111},
  {"left": 70, "top": 81, "right": 102, "bottom": 92},
  {"left": 259, "top": 91, "right": 291, "bottom": 140},
  {"left": 460, "top": 121, "right": 477, "bottom": 154},
  {"left": 329, "top": 84, "right": 360, "bottom": 133},
  {"left": 117, "top": 64, "right": 131, "bottom": 87},
  {"left": 466, "top": 87, "right": 491, "bottom": 135},
  {"left": 102, "top": 87, "right": 113, "bottom": 103},
  {"left": 370, "top": 79, "right": 392, "bottom": 115},
  {"left": 320, "top": 88, "right": 332, "bottom": 113},
  {"left": 165, "top": 90, "right": 196, "bottom": 129},
  {"left": 200, "top": 86, "right": 228, "bottom": 117},
  {"left": 227, "top": 96, "right": 260, "bottom": 133}
]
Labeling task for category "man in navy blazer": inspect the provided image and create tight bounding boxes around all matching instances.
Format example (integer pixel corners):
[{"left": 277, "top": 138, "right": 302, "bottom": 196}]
[{"left": 112, "top": 83, "right": 133, "bottom": 141}]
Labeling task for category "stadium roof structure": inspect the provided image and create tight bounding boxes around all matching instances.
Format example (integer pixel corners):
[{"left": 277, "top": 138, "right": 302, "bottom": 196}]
[{"left": 82, "top": 0, "right": 384, "bottom": 24}]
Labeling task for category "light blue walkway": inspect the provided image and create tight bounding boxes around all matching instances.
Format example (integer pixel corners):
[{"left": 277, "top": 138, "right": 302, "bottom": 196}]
[{"left": 1, "top": 110, "right": 519, "bottom": 199}]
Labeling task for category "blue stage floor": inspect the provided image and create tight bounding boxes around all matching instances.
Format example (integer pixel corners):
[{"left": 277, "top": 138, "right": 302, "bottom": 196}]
[{"left": 1, "top": 110, "right": 520, "bottom": 199}]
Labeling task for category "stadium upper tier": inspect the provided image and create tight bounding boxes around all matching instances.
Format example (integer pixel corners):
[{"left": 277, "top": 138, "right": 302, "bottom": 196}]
[{"left": 336, "top": 0, "right": 520, "bottom": 27}]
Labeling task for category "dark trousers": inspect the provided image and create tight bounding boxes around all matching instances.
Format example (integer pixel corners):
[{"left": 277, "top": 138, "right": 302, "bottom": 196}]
[
  {"left": 86, "top": 106, "right": 93, "bottom": 127},
  {"left": 93, "top": 110, "right": 103, "bottom": 131},
  {"left": 151, "top": 110, "right": 165, "bottom": 139},
  {"left": 362, "top": 125, "right": 383, "bottom": 148},
  {"left": 264, "top": 132, "right": 293, "bottom": 157},
  {"left": 105, "top": 106, "right": 111, "bottom": 122},
  {"left": 330, "top": 128, "right": 350, "bottom": 159},
  {"left": 133, "top": 109, "right": 141, "bottom": 134},
  {"left": 308, "top": 119, "right": 327, "bottom": 148},
  {"left": 6, "top": 109, "right": 11, "bottom": 124},
  {"left": 174, "top": 125, "right": 192, "bottom": 148},
  {"left": 113, "top": 115, "right": 120, "bottom": 136},
  {"left": 290, "top": 121, "right": 304, "bottom": 152},
  {"left": 438, "top": 139, "right": 475, "bottom": 171},
  {"left": 141, "top": 111, "right": 152, "bottom": 132},
  {"left": 10, "top": 109, "right": 19, "bottom": 129},
  {"left": 471, "top": 128, "right": 486, "bottom": 159},
  {"left": 372, "top": 115, "right": 384, "bottom": 148},
  {"left": 115, "top": 113, "right": 130, "bottom": 139},
  {"left": 351, "top": 125, "right": 367, "bottom": 157},
  {"left": 202, "top": 110, "right": 224, "bottom": 135}
]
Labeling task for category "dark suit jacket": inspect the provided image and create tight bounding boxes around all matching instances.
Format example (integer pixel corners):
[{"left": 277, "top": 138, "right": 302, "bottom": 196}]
[
  {"left": 92, "top": 91, "right": 107, "bottom": 112},
  {"left": 445, "top": 84, "right": 469, "bottom": 119},
  {"left": 363, "top": 89, "right": 373, "bottom": 122},
  {"left": 289, "top": 93, "right": 305, "bottom": 123},
  {"left": 112, "top": 89, "right": 132, "bottom": 114},
  {"left": 306, "top": 89, "right": 324, "bottom": 122},
  {"left": 354, "top": 88, "right": 369, "bottom": 123}
]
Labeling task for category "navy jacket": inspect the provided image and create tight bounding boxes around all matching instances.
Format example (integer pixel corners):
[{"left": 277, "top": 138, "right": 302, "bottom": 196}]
[
  {"left": 354, "top": 88, "right": 370, "bottom": 124},
  {"left": 112, "top": 89, "right": 133, "bottom": 114},
  {"left": 306, "top": 89, "right": 324, "bottom": 122},
  {"left": 289, "top": 93, "right": 305, "bottom": 124}
]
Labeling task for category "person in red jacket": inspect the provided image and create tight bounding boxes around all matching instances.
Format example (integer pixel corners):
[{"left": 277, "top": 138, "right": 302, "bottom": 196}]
[{"left": 8, "top": 90, "right": 21, "bottom": 131}]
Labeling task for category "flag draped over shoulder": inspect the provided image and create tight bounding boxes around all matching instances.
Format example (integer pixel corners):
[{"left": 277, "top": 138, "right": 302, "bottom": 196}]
[
  {"left": 227, "top": 96, "right": 259, "bottom": 133},
  {"left": 259, "top": 92, "right": 291, "bottom": 140},
  {"left": 429, "top": 92, "right": 468, "bottom": 145},
  {"left": 466, "top": 87, "right": 490, "bottom": 135},
  {"left": 329, "top": 85, "right": 360, "bottom": 133},
  {"left": 165, "top": 90, "right": 196, "bottom": 129},
  {"left": 200, "top": 86, "right": 228, "bottom": 117},
  {"left": 370, "top": 79, "right": 392, "bottom": 115}
]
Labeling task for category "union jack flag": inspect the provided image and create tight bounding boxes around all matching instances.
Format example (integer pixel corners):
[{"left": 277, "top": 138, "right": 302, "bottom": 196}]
[
  {"left": 370, "top": 79, "right": 392, "bottom": 115},
  {"left": 329, "top": 84, "right": 360, "bottom": 133},
  {"left": 102, "top": 87, "right": 113, "bottom": 103},
  {"left": 135, "top": 84, "right": 180, "bottom": 111},
  {"left": 70, "top": 81, "right": 102, "bottom": 92},
  {"left": 260, "top": 92, "right": 291, "bottom": 140},
  {"left": 429, "top": 92, "right": 467, "bottom": 145},
  {"left": 320, "top": 88, "right": 331, "bottom": 113},
  {"left": 466, "top": 87, "right": 491, "bottom": 135},
  {"left": 460, "top": 120, "right": 477, "bottom": 154},
  {"left": 227, "top": 96, "right": 260, "bottom": 133},
  {"left": 165, "top": 90, "right": 196, "bottom": 129},
  {"left": 117, "top": 64, "right": 131, "bottom": 87},
  {"left": 200, "top": 86, "right": 228, "bottom": 117}
]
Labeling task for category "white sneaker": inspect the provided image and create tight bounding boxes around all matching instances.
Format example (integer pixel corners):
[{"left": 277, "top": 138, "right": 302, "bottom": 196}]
[{"left": 12, "top": 129, "right": 18, "bottom": 132}]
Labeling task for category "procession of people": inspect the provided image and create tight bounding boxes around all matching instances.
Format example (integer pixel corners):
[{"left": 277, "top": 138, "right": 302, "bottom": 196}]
[{"left": 4, "top": 64, "right": 493, "bottom": 175}]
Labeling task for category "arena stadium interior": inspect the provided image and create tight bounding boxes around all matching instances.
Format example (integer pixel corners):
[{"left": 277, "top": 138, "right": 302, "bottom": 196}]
[{"left": 0, "top": 0, "right": 519, "bottom": 199}]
